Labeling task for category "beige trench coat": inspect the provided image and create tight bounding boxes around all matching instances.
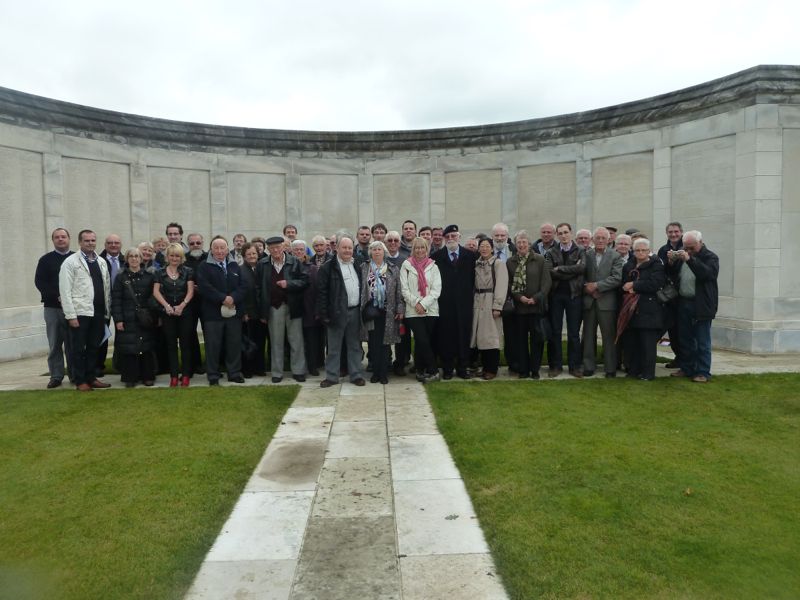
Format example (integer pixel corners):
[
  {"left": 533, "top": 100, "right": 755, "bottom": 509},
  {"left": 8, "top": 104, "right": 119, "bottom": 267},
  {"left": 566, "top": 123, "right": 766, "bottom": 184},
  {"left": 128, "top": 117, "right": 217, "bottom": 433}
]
[{"left": 470, "top": 257, "right": 508, "bottom": 349}]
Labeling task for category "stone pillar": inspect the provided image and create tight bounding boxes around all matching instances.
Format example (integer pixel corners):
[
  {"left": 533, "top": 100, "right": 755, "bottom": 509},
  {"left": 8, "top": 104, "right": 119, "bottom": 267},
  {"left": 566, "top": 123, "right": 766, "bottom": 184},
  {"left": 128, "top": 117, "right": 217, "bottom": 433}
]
[
  {"left": 286, "top": 173, "right": 302, "bottom": 232},
  {"left": 652, "top": 148, "right": 671, "bottom": 238},
  {"left": 358, "top": 171, "right": 374, "bottom": 226},
  {"left": 130, "top": 162, "right": 149, "bottom": 243},
  {"left": 430, "top": 170, "right": 446, "bottom": 224},
  {"left": 575, "top": 157, "right": 592, "bottom": 227},
  {"left": 210, "top": 169, "right": 227, "bottom": 237},
  {"left": 733, "top": 105, "right": 784, "bottom": 352},
  {"left": 501, "top": 166, "right": 517, "bottom": 231},
  {"left": 42, "top": 153, "right": 65, "bottom": 238}
]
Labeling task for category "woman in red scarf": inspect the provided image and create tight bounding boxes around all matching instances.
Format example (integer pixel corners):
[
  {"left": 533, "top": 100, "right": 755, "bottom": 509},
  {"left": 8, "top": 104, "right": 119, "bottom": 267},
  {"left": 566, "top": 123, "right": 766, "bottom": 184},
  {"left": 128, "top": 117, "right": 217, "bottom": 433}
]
[{"left": 400, "top": 237, "right": 442, "bottom": 383}]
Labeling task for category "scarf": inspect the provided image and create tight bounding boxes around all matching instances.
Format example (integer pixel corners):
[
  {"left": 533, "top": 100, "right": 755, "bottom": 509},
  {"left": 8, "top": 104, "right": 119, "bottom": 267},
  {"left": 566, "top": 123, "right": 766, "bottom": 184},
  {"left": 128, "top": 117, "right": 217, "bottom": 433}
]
[
  {"left": 409, "top": 256, "right": 433, "bottom": 297},
  {"left": 512, "top": 253, "right": 531, "bottom": 294},
  {"left": 368, "top": 260, "right": 388, "bottom": 308}
]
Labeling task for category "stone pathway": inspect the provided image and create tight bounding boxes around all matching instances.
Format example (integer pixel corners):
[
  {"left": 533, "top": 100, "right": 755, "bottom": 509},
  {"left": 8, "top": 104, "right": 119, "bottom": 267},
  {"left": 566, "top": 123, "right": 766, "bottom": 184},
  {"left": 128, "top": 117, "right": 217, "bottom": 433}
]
[
  {"left": 185, "top": 379, "right": 507, "bottom": 600},
  {"left": 2, "top": 348, "right": 798, "bottom": 599}
]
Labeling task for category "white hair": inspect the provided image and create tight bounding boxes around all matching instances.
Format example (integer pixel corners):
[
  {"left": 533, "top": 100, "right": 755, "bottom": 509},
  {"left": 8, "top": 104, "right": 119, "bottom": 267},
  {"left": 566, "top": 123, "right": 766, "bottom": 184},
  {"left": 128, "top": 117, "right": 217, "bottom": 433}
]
[
  {"left": 491, "top": 222, "right": 509, "bottom": 235},
  {"left": 633, "top": 238, "right": 651, "bottom": 250},
  {"left": 683, "top": 230, "right": 703, "bottom": 243}
]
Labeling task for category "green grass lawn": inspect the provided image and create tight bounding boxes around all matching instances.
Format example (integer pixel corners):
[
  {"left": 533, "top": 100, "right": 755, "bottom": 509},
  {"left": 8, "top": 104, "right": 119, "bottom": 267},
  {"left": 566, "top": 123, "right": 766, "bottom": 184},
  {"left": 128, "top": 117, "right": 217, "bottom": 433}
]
[
  {"left": 427, "top": 374, "right": 800, "bottom": 599},
  {"left": 0, "top": 386, "right": 296, "bottom": 600}
]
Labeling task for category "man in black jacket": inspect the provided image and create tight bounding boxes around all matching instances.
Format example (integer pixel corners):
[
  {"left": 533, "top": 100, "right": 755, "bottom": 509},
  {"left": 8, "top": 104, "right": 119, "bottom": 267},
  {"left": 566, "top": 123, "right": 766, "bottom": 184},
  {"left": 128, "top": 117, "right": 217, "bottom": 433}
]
[
  {"left": 657, "top": 222, "right": 685, "bottom": 368},
  {"left": 432, "top": 224, "right": 477, "bottom": 379},
  {"left": 546, "top": 223, "right": 587, "bottom": 378},
  {"left": 671, "top": 230, "right": 719, "bottom": 383},
  {"left": 258, "top": 236, "right": 309, "bottom": 383},
  {"left": 35, "top": 227, "right": 74, "bottom": 388},
  {"left": 316, "top": 235, "right": 366, "bottom": 387},
  {"left": 196, "top": 236, "right": 246, "bottom": 385}
]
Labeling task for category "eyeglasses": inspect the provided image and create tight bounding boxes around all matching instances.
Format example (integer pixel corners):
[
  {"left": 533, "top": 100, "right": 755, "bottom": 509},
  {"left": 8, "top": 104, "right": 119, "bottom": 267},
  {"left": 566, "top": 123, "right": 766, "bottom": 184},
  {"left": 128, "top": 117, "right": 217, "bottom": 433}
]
[{"left": 386, "top": 238, "right": 400, "bottom": 243}]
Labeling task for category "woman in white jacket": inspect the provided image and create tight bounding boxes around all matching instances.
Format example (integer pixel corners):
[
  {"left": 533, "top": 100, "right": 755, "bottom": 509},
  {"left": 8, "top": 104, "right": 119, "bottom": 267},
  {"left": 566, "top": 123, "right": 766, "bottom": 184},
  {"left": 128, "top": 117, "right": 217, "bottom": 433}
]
[{"left": 400, "top": 237, "right": 442, "bottom": 383}]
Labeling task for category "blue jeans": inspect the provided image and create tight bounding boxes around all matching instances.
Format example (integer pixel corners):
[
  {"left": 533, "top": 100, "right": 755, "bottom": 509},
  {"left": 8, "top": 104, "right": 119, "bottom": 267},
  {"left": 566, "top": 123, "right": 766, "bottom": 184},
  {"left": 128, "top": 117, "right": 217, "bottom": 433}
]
[
  {"left": 549, "top": 293, "right": 582, "bottom": 370},
  {"left": 677, "top": 299, "right": 712, "bottom": 378}
]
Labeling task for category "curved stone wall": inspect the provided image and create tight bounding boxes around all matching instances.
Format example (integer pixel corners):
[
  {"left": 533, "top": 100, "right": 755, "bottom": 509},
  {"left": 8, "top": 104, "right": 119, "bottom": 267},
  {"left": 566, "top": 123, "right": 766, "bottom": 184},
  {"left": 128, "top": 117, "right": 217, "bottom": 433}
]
[{"left": 1, "top": 65, "right": 799, "bottom": 360}]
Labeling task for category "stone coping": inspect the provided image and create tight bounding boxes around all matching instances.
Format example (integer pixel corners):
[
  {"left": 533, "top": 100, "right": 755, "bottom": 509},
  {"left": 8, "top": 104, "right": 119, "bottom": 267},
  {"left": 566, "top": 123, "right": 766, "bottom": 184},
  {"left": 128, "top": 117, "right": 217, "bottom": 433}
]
[{"left": 1, "top": 65, "right": 798, "bottom": 153}]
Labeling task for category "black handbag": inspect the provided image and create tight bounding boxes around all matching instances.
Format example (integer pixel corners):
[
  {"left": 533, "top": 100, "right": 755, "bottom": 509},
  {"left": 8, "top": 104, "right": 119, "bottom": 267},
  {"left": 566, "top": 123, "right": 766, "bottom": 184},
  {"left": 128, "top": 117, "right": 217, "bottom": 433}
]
[
  {"left": 124, "top": 276, "right": 155, "bottom": 329},
  {"left": 656, "top": 284, "right": 679, "bottom": 304},
  {"left": 362, "top": 302, "right": 383, "bottom": 322}
]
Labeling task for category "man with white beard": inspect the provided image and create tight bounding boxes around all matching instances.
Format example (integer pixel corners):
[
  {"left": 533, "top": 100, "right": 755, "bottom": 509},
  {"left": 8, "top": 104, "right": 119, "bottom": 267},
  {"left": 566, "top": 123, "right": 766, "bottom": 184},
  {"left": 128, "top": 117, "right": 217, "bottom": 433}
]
[
  {"left": 184, "top": 233, "right": 208, "bottom": 374},
  {"left": 432, "top": 224, "right": 477, "bottom": 379},
  {"left": 491, "top": 222, "right": 518, "bottom": 372}
]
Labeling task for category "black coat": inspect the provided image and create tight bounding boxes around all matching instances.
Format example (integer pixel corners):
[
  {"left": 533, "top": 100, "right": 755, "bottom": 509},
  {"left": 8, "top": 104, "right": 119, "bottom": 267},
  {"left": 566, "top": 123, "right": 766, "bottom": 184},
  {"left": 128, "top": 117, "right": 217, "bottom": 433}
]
[
  {"left": 256, "top": 253, "right": 309, "bottom": 320},
  {"left": 683, "top": 245, "right": 719, "bottom": 320},
  {"left": 545, "top": 243, "right": 586, "bottom": 298},
  {"left": 111, "top": 268, "right": 157, "bottom": 355},
  {"left": 432, "top": 245, "right": 477, "bottom": 348},
  {"left": 195, "top": 257, "right": 246, "bottom": 322},
  {"left": 316, "top": 258, "right": 362, "bottom": 324},
  {"left": 623, "top": 256, "right": 666, "bottom": 330},
  {"left": 240, "top": 263, "right": 260, "bottom": 320}
]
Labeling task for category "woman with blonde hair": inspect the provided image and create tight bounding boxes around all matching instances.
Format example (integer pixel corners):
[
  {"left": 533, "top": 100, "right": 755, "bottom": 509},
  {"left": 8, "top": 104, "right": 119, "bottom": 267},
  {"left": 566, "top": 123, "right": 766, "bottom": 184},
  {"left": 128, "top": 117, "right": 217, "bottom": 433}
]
[
  {"left": 152, "top": 243, "right": 196, "bottom": 386},
  {"left": 400, "top": 237, "right": 442, "bottom": 383}
]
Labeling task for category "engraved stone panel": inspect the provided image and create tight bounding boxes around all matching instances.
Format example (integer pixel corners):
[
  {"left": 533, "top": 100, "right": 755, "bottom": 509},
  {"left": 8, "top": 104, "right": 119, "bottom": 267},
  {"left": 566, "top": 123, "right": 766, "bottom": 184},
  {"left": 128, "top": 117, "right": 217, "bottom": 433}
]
[
  {"left": 592, "top": 152, "right": 653, "bottom": 234},
  {"left": 781, "top": 129, "right": 800, "bottom": 296},
  {"left": 63, "top": 158, "right": 131, "bottom": 244},
  {"left": 227, "top": 172, "right": 287, "bottom": 240},
  {"left": 300, "top": 174, "right": 358, "bottom": 235},
  {"left": 373, "top": 174, "right": 430, "bottom": 229},
  {"left": 1, "top": 147, "right": 44, "bottom": 307},
  {"left": 445, "top": 170, "right": 501, "bottom": 235},
  {"left": 148, "top": 167, "right": 211, "bottom": 241},
  {"left": 672, "top": 136, "right": 736, "bottom": 296},
  {"left": 517, "top": 163, "right": 576, "bottom": 232}
]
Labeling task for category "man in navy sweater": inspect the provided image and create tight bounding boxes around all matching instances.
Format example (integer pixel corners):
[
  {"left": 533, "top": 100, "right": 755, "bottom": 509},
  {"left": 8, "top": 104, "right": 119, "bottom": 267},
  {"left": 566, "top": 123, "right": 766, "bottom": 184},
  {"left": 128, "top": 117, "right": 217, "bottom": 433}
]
[{"left": 35, "top": 228, "right": 75, "bottom": 388}]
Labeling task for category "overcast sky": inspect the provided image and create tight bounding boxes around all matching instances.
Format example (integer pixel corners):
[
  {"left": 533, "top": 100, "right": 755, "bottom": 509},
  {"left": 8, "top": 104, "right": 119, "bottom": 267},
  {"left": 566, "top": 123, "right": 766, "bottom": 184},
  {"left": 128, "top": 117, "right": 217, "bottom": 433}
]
[{"left": 1, "top": 0, "right": 797, "bottom": 131}]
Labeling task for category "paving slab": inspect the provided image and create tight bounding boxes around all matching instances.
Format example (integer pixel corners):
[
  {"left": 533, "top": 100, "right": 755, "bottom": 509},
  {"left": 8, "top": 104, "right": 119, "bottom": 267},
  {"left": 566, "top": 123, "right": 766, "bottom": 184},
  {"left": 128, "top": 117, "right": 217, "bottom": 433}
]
[
  {"left": 245, "top": 437, "right": 327, "bottom": 492},
  {"left": 386, "top": 402, "right": 439, "bottom": 436},
  {"left": 400, "top": 554, "right": 507, "bottom": 600},
  {"left": 290, "top": 516, "right": 400, "bottom": 600},
  {"left": 389, "top": 435, "right": 461, "bottom": 481},
  {"left": 272, "top": 407, "right": 335, "bottom": 439},
  {"left": 394, "top": 479, "right": 490, "bottom": 556},
  {"left": 326, "top": 420, "right": 388, "bottom": 458},
  {"left": 186, "top": 559, "right": 296, "bottom": 600},
  {"left": 206, "top": 491, "right": 314, "bottom": 561},
  {"left": 335, "top": 395, "right": 386, "bottom": 421},
  {"left": 311, "top": 457, "right": 392, "bottom": 518},
  {"left": 338, "top": 382, "right": 386, "bottom": 396},
  {"left": 384, "top": 384, "right": 430, "bottom": 405}
]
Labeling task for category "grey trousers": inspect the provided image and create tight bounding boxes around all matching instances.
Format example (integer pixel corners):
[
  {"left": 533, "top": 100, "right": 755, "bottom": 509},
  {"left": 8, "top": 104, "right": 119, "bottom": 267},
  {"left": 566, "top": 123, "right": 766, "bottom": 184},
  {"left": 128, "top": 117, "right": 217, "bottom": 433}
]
[
  {"left": 204, "top": 318, "right": 242, "bottom": 382},
  {"left": 44, "top": 307, "right": 71, "bottom": 381},
  {"left": 324, "top": 307, "right": 364, "bottom": 382},
  {"left": 268, "top": 304, "right": 307, "bottom": 377},
  {"left": 582, "top": 306, "right": 617, "bottom": 374}
]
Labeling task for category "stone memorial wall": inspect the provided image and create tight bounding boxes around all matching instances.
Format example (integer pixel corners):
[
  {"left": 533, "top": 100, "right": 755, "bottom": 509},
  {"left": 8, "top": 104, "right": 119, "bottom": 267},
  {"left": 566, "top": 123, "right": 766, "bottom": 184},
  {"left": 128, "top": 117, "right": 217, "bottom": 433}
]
[{"left": 1, "top": 65, "right": 798, "bottom": 360}]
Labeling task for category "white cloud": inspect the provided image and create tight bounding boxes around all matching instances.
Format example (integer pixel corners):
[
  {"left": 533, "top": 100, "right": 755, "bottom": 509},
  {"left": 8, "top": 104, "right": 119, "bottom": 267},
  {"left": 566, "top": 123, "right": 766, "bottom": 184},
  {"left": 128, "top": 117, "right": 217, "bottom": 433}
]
[{"left": 0, "top": 0, "right": 797, "bottom": 130}]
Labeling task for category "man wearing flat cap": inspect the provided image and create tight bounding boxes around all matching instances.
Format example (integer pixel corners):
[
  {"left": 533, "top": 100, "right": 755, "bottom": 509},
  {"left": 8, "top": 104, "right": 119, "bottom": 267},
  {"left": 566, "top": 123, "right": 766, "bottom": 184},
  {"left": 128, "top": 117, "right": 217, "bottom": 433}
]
[
  {"left": 432, "top": 224, "right": 477, "bottom": 379},
  {"left": 257, "top": 236, "right": 309, "bottom": 383}
]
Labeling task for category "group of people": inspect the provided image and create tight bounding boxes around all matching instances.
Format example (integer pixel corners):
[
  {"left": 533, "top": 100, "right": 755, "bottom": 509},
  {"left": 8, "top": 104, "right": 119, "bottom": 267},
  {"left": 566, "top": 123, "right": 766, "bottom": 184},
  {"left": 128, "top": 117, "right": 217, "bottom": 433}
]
[{"left": 35, "top": 218, "right": 719, "bottom": 391}]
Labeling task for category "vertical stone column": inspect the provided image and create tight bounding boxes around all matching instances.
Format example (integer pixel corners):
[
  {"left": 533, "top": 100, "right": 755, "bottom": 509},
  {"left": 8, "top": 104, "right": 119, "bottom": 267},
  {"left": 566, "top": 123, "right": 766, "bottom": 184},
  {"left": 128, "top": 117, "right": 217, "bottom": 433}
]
[
  {"left": 286, "top": 172, "right": 302, "bottom": 232},
  {"left": 42, "top": 152, "right": 65, "bottom": 237},
  {"left": 210, "top": 169, "right": 227, "bottom": 237},
  {"left": 501, "top": 166, "right": 517, "bottom": 231},
  {"left": 358, "top": 171, "right": 374, "bottom": 226},
  {"left": 430, "top": 170, "right": 446, "bottom": 225},
  {"left": 130, "top": 161, "right": 149, "bottom": 243},
  {"left": 652, "top": 148, "right": 671, "bottom": 238},
  {"left": 734, "top": 105, "right": 783, "bottom": 352},
  {"left": 575, "top": 156, "right": 592, "bottom": 227}
]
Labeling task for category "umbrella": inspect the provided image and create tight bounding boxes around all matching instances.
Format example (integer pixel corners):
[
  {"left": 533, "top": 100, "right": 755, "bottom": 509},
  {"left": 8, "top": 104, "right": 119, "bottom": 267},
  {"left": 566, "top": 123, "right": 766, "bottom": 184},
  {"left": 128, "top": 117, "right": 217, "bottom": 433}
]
[{"left": 615, "top": 291, "right": 639, "bottom": 343}]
